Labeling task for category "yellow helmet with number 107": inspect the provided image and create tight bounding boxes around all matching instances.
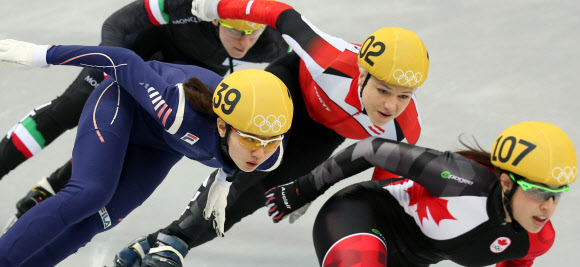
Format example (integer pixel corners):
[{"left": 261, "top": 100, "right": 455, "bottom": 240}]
[
  {"left": 490, "top": 121, "right": 577, "bottom": 185},
  {"left": 358, "top": 27, "right": 429, "bottom": 87},
  {"left": 212, "top": 69, "right": 293, "bottom": 136}
]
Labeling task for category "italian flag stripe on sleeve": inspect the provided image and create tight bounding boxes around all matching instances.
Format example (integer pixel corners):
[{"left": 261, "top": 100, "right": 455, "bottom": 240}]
[
  {"left": 145, "top": 0, "right": 169, "bottom": 26},
  {"left": 11, "top": 117, "right": 46, "bottom": 158}
]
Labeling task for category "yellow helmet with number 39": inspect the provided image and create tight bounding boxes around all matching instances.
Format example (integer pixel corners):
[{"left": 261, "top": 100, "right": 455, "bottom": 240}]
[
  {"left": 358, "top": 27, "right": 429, "bottom": 87},
  {"left": 490, "top": 121, "right": 577, "bottom": 185},
  {"left": 212, "top": 69, "right": 293, "bottom": 136}
]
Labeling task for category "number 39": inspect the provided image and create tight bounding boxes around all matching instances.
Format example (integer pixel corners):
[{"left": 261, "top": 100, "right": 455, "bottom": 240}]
[
  {"left": 492, "top": 135, "right": 537, "bottom": 166},
  {"left": 213, "top": 82, "right": 241, "bottom": 115}
]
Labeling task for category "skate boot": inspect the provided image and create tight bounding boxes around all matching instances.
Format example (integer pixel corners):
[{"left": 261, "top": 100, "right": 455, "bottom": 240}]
[
  {"left": 2, "top": 177, "right": 55, "bottom": 236},
  {"left": 114, "top": 236, "right": 151, "bottom": 267},
  {"left": 142, "top": 233, "right": 189, "bottom": 267},
  {"left": 16, "top": 177, "right": 55, "bottom": 218}
]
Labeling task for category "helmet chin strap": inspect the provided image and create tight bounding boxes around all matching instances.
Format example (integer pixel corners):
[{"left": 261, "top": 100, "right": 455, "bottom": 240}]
[
  {"left": 218, "top": 125, "right": 242, "bottom": 182},
  {"left": 358, "top": 72, "right": 372, "bottom": 114},
  {"left": 502, "top": 181, "right": 524, "bottom": 232}
]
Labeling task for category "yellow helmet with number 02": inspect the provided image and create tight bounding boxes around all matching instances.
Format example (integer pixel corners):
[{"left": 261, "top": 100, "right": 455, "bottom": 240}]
[
  {"left": 212, "top": 69, "right": 293, "bottom": 136},
  {"left": 490, "top": 121, "right": 577, "bottom": 185},
  {"left": 358, "top": 27, "right": 429, "bottom": 87}
]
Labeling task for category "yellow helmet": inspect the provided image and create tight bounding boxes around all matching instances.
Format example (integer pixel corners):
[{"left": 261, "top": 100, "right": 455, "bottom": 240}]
[
  {"left": 490, "top": 121, "right": 577, "bottom": 185},
  {"left": 213, "top": 69, "right": 293, "bottom": 136},
  {"left": 218, "top": 18, "right": 266, "bottom": 33},
  {"left": 217, "top": 0, "right": 275, "bottom": 33},
  {"left": 358, "top": 27, "right": 429, "bottom": 87}
]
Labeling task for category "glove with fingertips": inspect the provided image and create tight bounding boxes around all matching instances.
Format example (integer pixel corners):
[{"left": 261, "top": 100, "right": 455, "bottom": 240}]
[
  {"left": 264, "top": 177, "right": 317, "bottom": 223},
  {"left": 0, "top": 39, "right": 50, "bottom": 68},
  {"left": 203, "top": 168, "right": 235, "bottom": 237}
]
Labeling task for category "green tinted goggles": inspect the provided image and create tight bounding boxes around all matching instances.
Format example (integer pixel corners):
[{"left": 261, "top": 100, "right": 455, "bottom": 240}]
[{"left": 509, "top": 173, "right": 570, "bottom": 203}]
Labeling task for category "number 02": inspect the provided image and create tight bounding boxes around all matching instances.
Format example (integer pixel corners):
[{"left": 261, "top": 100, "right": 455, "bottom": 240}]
[{"left": 359, "top": 35, "right": 386, "bottom": 67}]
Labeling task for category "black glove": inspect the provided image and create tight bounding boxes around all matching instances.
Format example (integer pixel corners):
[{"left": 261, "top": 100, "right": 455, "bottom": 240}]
[{"left": 264, "top": 177, "right": 317, "bottom": 223}]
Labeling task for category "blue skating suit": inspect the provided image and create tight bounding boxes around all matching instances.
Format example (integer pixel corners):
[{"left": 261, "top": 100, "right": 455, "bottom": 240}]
[{"left": 0, "top": 45, "right": 284, "bottom": 267}]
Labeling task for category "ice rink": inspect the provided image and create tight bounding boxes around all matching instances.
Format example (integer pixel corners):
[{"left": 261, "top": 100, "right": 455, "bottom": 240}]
[{"left": 0, "top": 0, "right": 579, "bottom": 266}]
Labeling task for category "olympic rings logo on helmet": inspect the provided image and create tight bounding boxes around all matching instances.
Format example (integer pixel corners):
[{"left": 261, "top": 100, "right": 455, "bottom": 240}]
[
  {"left": 253, "top": 115, "right": 287, "bottom": 133},
  {"left": 392, "top": 69, "right": 423, "bottom": 86},
  {"left": 552, "top": 166, "right": 577, "bottom": 184},
  {"left": 245, "top": 21, "right": 263, "bottom": 30}
]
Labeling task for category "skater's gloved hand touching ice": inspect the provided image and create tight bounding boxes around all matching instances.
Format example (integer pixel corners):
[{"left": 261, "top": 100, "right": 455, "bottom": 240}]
[{"left": 203, "top": 168, "right": 232, "bottom": 237}]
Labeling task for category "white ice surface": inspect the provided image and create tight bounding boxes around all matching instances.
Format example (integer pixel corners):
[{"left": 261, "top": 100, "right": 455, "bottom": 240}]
[{"left": 0, "top": 0, "right": 578, "bottom": 266}]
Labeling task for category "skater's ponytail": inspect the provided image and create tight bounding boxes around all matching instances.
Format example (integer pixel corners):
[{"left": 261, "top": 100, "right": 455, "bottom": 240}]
[{"left": 183, "top": 77, "right": 216, "bottom": 117}]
